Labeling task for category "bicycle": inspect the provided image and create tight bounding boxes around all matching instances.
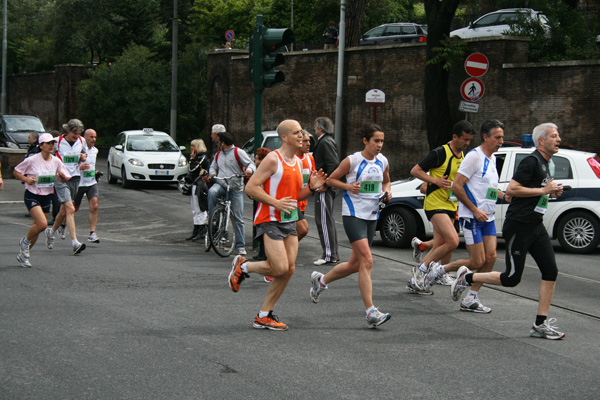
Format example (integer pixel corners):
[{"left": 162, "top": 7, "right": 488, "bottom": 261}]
[{"left": 203, "top": 174, "right": 245, "bottom": 257}]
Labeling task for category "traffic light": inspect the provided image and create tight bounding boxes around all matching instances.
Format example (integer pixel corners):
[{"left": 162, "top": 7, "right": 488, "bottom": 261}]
[
  {"left": 249, "top": 16, "right": 294, "bottom": 90},
  {"left": 261, "top": 28, "right": 294, "bottom": 88}
]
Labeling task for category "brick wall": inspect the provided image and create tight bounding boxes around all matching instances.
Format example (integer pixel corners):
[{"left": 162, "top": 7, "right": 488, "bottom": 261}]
[
  {"left": 6, "top": 65, "right": 91, "bottom": 132},
  {"left": 206, "top": 38, "right": 600, "bottom": 179}
]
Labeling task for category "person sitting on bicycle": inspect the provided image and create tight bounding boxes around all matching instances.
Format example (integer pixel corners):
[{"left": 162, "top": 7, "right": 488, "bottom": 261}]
[{"left": 207, "top": 131, "right": 255, "bottom": 255}]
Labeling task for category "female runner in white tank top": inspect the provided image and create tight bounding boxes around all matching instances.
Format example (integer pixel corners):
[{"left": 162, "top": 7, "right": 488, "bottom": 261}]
[{"left": 309, "top": 123, "right": 393, "bottom": 328}]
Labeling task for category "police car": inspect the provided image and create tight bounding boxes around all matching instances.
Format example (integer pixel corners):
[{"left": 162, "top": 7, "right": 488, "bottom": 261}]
[
  {"left": 107, "top": 129, "right": 188, "bottom": 188},
  {"left": 378, "top": 146, "right": 600, "bottom": 254}
]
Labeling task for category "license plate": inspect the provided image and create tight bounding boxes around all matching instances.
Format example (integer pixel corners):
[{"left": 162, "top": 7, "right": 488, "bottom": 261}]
[{"left": 154, "top": 170, "right": 170, "bottom": 175}]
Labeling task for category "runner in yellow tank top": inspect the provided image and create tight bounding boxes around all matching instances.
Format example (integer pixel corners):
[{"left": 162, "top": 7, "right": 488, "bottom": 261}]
[{"left": 408, "top": 121, "right": 474, "bottom": 294}]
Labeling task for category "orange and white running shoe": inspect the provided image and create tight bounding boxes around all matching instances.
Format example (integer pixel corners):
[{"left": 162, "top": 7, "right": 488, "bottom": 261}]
[
  {"left": 228, "top": 255, "right": 249, "bottom": 292},
  {"left": 253, "top": 311, "right": 288, "bottom": 331}
]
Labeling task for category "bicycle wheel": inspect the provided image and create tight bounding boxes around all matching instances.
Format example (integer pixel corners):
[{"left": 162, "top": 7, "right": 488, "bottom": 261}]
[
  {"left": 208, "top": 204, "right": 236, "bottom": 257},
  {"left": 203, "top": 223, "right": 212, "bottom": 252}
]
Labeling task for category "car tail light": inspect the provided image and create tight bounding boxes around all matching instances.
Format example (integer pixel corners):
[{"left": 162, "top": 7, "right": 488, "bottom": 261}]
[
  {"left": 587, "top": 156, "right": 600, "bottom": 178},
  {"left": 419, "top": 36, "right": 427, "bottom": 42}
]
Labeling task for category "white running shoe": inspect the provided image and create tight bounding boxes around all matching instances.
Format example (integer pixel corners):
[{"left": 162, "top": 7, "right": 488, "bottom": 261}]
[
  {"left": 407, "top": 270, "right": 433, "bottom": 295},
  {"left": 17, "top": 253, "right": 32, "bottom": 268},
  {"left": 88, "top": 232, "right": 100, "bottom": 243},
  {"left": 411, "top": 237, "right": 424, "bottom": 263},
  {"left": 435, "top": 273, "right": 454, "bottom": 286},
  {"left": 20, "top": 237, "right": 31, "bottom": 258},
  {"left": 57, "top": 225, "right": 66, "bottom": 240},
  {"left": 366, "top": 307, "right": 391, "bottom": 328},
  {"left": 451, "top": 266, "right": 471, "bottom": 302},
  {"left": 530, "top": 318, "right": 565, "bottom": 340},
  {"left": 45, "top": 228, "right": 55, "bottom": 249},
  {"left": 236, "top": 248, "right": 247, "bottom": 256},
  {"left": 309, "top": 271, "right": 327, "bottom": 303},
  {"left": 460, "top": 297, "right": 492, "bottom": 313},
  {"left": 73, "top": 242, "right": 86, "bottom": 255}
]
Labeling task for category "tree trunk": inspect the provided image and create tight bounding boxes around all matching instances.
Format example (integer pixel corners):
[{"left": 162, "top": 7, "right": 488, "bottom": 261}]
[
  {"left": 479, "top": 0, "right": 496, "bottom": 16},
  {"left": 345, "top": 0, "right": 367, "bottom": 48},
  {"left": 423, "top": 0, "right": 461, "bottom": 150}
]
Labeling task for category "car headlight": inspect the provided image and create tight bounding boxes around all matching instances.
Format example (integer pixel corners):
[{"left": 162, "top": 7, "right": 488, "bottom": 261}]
[
  {"left": 178, "top": 156, "right": 188, "bottom": 167},
  {"left": 5, "top": 141, "right": 19, "bottom": 149},
  {"left": 128, "top": 158, "right": 144, "bottom": 167}
]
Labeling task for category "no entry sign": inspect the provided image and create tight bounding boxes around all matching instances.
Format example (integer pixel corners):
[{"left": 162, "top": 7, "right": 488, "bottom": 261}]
[
  {"left": 461, "top": 78, "right": 485, "bottom": 102},
  {"left": 464, "top": 53, "right": 489, "bottom": 77}
]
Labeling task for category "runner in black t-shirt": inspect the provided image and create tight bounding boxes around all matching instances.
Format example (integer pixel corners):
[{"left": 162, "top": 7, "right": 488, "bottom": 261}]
[{"left": 451, "top": 123, "right": 566, "bottom": 340}]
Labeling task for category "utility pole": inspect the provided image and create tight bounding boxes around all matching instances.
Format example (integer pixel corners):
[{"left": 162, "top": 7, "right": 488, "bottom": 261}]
[
  {"left": 169, "top": 0, "right": 178, "bottom": 139},
  {"left": 1, "top": 0, "right": 8, "bottom": 114},
  {"left": 334, "top": 0, "right": 346, "bottom": 158}
]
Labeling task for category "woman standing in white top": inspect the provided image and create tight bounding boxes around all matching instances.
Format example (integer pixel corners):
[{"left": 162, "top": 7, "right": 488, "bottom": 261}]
[
  {"left": 309, "top": 123, "right": 392, "bottom": 328},
  {"left": 13, "top": 133, "right": 71, "bottom": 267}
]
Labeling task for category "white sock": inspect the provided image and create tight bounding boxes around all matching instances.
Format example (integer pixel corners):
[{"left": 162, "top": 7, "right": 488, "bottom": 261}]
[
  {"left": 418, "top": 263, "right": 428, "bottom": 273},
  {"left": 366, "top": 306, "right": 376, "bottom": 315},
  {"left": 319, "top": 276, "right": 327, "bottom": 287},
  {"left": 72, "top": 239, "right": 79, "bottom": 246},
  {"left": 241, "top": 262, "right": 248, "bottom": 274},
  {"left": 466, "top": 290, "right": 478, "bottom": 299},
  {"left": 435, "top": 265, "right": 446, "bottom": 278},
  {"left": 258, "top": 310, "right": 269, "bottom": 318}
]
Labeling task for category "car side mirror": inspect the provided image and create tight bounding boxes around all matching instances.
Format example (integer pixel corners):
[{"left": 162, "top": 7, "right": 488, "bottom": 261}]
[
  {"left": 179, "top": 146, "right": 186, "bottom": 151},
  {"left": 469, "top": 22, "right": 473, "bottom": 28},
  {"left": 115, "top": 144, "right": 123, "bottom": 151}
]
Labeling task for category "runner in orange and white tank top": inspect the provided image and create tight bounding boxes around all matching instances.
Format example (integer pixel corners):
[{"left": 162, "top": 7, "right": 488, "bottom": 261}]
[
  {"left": 295, "top": 130, "right": 315, "bottom": 241},
  {"left": 254, "top": 149, "right": 303, "bottom": 225},
  {"left": 227, "top": 119, "right": 327, "bottom": 331}
]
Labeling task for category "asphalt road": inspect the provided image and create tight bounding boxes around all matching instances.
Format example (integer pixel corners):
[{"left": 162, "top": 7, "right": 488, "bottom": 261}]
[{"left": 1, "top": 171, "right": 599, "bottom": 399}]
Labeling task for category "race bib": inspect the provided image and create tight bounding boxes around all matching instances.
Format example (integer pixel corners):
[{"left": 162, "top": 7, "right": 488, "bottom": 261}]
[
  {"left": 62, "top": 154, "right": 79, "bottom": 164},
  {"left": 486, "top": 187, "right": 498, "bottom": 202},
  {"left": 359, "top": 181, "right": 380, "bottom": 195},
  {"left": 36, "top": 170, "right": 55, "bottom": 188},
  {"left": 534, "top": 195, "right": 549, "bottom": 214},
  {"left": 448, "top": 189, "right": 457, "bottom": 202},
  {"left": 302, "top": 168, "right": 310, "bottom": 186},
  {"left": 280, "top": 207, "right": 298, "bottom": 222},
  {"left": 82, "top": 169, "right": 96, "bottom": 178}
]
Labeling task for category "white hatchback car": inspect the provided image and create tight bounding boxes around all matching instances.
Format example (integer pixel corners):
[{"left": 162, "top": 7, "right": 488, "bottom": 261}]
[
  {"left": 107, "top": 129, "right": 188, "bottom": 188},
  {"left": 378, "top": 146, "right": 600, "bottom": 254},
  {"left": 450, "top": 8, "right": 549, "bottom": 39}
]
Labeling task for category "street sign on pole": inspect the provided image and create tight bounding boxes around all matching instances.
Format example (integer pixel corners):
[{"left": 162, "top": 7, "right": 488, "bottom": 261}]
[
  {"left": 461, "top": 77, "right": 485, "bottom": 102},
  {"left": 459, "top": 101, "right": 480, "bottom": 113},
  {"left": 365, "top": 89, "right": 385, "bottom": 123},
  {"left": 464, "top": 52, "right": 489, "bottom": 77}
]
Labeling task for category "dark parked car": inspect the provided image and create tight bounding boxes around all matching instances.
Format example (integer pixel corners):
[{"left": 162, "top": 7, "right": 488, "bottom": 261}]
[
  {"left": 359, "top": 23, "right": 427, "bottom": 46},
  {"left": 0, "top": 114, "right": 46, "bottom": 149}
]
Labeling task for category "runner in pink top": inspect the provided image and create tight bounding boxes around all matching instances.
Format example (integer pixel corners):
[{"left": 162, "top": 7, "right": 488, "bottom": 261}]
[{"left": 13, "top": 133, "right": 70, "bottom": 268}]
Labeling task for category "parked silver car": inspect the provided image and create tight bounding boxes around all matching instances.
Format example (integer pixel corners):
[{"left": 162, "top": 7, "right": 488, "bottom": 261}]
[{"left": 359, "top": 23, "right": 427, "bottom": 46}]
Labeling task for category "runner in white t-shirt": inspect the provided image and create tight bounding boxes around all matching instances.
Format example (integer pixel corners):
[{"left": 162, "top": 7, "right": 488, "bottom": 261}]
[
  {"left": 13, "top": 133, "right": 71, "bottom": 267},
  {"left": 74, "top": 129, "right": 101, "bottom": 244},
  {"left": 420, "top": 120, "right": 510, "bottom": 313}
]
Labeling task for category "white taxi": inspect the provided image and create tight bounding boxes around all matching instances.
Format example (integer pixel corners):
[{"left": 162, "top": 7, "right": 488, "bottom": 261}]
[
  {"left": 107, "top": 129, "right": 188, "bottom": 188},
  {"left": 378, "top": 146, "right": 600, "bottom": 254}
]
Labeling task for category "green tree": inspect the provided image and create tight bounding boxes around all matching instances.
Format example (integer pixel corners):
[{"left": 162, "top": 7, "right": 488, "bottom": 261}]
[{"left": 77, "top": 45, "right": 170, "bottom": 145}]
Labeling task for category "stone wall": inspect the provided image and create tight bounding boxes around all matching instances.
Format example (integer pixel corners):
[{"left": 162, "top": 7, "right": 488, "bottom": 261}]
[
  {"left": 6, "top": 65, "right": 91, "bottom": 132},
  {"left": 206, "top": 38, "right": 600, "bottom": 179}
]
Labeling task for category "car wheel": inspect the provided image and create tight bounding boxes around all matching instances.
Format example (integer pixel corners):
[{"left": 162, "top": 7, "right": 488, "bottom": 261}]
[
  {"left": 121, "top": 167, "right": 132, "bottom": 189},
  {"left": 379, "top": 207, "right": 417, "bottom": 248},
  {"left": 107, "top": 162, "right": 118, "bottom": 184},
  {"left": 557, "top": 211, "right": 600, "bottom": 254}
]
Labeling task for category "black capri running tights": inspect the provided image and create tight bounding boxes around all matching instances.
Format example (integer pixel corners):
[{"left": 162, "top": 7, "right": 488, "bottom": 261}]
[{"left": 500, "top": 219, "right": 558, "bottom": 287}]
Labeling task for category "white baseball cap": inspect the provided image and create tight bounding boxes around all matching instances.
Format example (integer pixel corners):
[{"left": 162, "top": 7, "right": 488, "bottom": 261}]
[{"left": 38, "top": 133, "right": 57, "bottom": 144}]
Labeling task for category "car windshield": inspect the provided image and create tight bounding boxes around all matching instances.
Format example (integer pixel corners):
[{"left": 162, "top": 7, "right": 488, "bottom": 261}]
[
  {"left": 263, "top": 136, "right": 283, "bottom": 150},
  {"left": 126, "top": 135, "right": 179, "bottom": 152},
  {"left": 4, "top": 117, "right": 45, "bottom": 133}
]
